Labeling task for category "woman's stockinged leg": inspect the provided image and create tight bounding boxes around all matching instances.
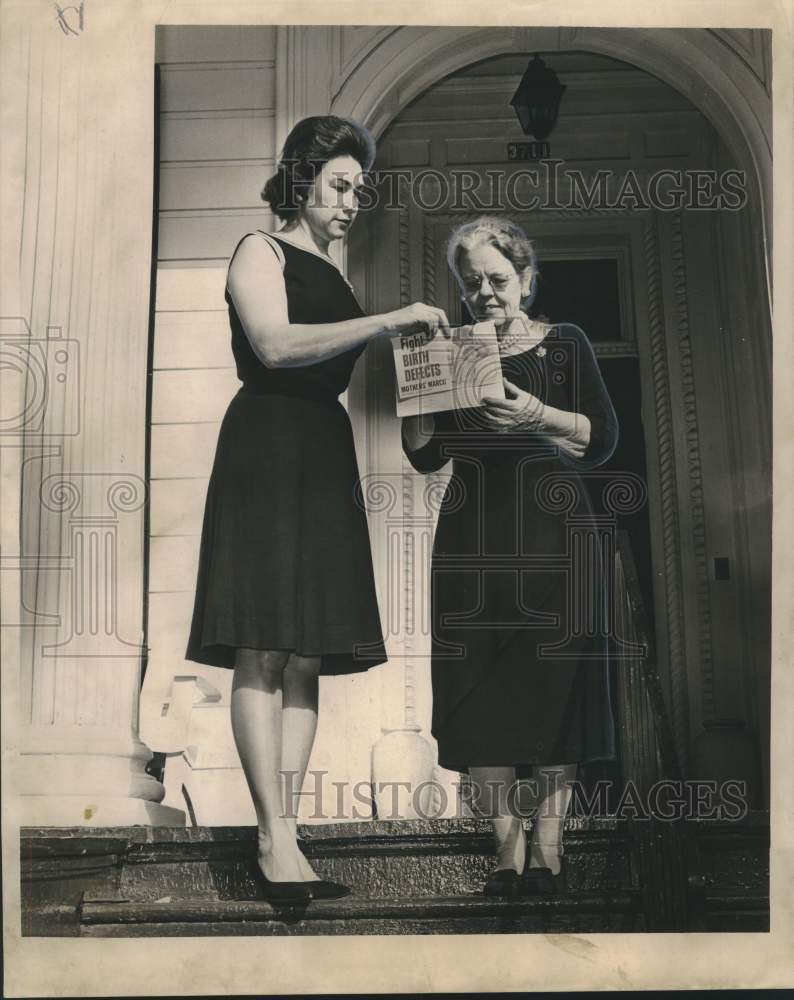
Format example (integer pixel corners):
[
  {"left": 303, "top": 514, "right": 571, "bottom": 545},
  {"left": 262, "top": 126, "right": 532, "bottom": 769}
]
[
  {"left": 529, "top": 763, "right": 577, "bottom": 875},
  {"left": 281, "top": 652, "right": 322, "bottom": 880},
  {"left": 231, "top": 647, "right": 303, "bottom": 882},
  {"left": 470, "top": 766, "right": 525, "bottom": 874}
]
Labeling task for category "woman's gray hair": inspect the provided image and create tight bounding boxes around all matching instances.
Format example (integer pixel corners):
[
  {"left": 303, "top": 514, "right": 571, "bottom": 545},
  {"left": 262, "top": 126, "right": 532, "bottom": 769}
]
[{"left": 446, "top": 216, "right": 539, "bottom": 310}]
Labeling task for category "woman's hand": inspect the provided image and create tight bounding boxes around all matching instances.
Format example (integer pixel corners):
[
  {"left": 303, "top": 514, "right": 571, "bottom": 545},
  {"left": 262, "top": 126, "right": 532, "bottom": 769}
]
[
  {"left": 481, "top": 377, "right": 592, "bottom": 458},
  {"left": 389, "top": 302, "right": 451, "bottom": 341},
  {"left": 481, "top": 377, "right": 546, "bottom": 433}
]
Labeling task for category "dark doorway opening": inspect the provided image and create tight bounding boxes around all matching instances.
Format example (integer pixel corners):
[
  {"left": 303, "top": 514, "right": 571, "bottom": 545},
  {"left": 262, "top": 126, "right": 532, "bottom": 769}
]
[
  {"left": 531, "top": 255, "right": 655, "bottom": 636},
  {"left": 532, "top": 257, "right": 623, "bottom": 344}
]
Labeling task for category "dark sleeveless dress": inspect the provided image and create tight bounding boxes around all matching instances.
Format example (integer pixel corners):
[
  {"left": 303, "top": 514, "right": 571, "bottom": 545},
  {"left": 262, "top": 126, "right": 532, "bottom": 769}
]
[
  {"left": 403, "top": 324, "right": 618, "bottom": 771},
  {"left": 185, "top": 232, "right": 387, "bottom": 673}
]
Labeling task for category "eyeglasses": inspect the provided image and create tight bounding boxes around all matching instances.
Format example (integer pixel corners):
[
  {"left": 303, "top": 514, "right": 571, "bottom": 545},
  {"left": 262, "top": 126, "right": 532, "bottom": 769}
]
[{"left": 461, "top": 273, "right": 515, "bottom": 295}]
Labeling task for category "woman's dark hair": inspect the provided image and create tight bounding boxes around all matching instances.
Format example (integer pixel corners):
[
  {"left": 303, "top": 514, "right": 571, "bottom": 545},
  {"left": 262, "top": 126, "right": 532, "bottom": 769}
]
[{"left": 262, "top": 116, "right": 376, "bottom": 221}]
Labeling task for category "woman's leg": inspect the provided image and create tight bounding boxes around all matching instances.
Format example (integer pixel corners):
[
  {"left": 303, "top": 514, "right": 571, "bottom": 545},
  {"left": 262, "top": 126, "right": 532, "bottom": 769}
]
[
  {"left": 528, "top": 763, "right": 577, "bottom": 874},
  {"left": 281, "top": 652, "right": 322, "bottom": 879},
  {"left": 470, "top": 766, "right": 525, "bottom": 873},
  {"left": 231, "top": 647, "right": 303, "bottom": 882}
]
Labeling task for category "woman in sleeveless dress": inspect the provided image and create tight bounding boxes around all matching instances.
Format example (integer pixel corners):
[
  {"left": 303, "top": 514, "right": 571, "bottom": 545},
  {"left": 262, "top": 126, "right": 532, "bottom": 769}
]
[
  {"left": 402, "top": 217, "right": 619, "bottom": 897},
  {"left": 185, "top": 117, "right": 449, "bottom": 901}
]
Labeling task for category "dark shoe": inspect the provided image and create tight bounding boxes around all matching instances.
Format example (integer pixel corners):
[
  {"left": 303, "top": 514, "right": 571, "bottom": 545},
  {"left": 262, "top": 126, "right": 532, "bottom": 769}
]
[
  {"left": 520, "top": 857, "right": 567, "bottom": 896},
  {"left": 484, "top": 867, "right": 522, "bottom": 898},
  {"left": 253, "top": 869, "right": 313, "bottom": 904},
  {"left": 305, "top": 879, "right": 352, "bottom": 900}
]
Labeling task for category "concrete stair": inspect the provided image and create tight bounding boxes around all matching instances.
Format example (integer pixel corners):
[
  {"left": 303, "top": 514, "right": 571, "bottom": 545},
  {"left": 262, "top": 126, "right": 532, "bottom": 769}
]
[
  {"left": 78, "top": 891, "right": 640, "bottom": 937},
  {"left": 21, "top": 814, "right": 768, "bottom": 936},
  {"left": 693, "top": 811, "right": 770, "bottom": 931}
]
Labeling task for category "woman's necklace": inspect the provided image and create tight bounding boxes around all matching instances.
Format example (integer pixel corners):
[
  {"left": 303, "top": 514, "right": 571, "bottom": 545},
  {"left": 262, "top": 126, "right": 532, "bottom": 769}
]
[{"left": 497, "top": 315, "right": 549, "bottom": 357}]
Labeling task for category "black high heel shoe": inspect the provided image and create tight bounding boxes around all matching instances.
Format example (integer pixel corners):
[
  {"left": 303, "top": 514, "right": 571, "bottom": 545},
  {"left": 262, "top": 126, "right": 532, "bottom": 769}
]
[
  {"left": 295, "top": 843, "right": 351, "bottom": 899},
  {"left": 484, "top": 867, "right": 522, "bottom": 898},
  {"left": 253, "top": 868, "right": 313, "bottom": 904},
  {"left": 304, "top": 879, "right": 352, "bottom": 900}
]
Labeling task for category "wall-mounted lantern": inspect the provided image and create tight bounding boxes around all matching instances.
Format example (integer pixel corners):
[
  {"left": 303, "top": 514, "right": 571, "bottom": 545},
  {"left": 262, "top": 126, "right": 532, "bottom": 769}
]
[{"left": 510, "top": 55, "right": 566, "bottom": 140}]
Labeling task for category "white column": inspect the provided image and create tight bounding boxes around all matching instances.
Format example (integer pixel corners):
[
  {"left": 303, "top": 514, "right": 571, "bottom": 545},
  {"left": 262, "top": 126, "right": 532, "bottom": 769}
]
[
  {"left": 17, "top": 470, "right": 182, "bottom": 825},
  {"left": 370, "top": 469, "right": 440, "bottom": 820},
  {"left": 4, "top": 8, "right": 182, "bottom": 826}
]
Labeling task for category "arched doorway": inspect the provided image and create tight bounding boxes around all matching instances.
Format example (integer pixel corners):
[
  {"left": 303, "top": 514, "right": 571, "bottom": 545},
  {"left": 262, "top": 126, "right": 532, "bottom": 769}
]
[
  {"left": 341, "top": 35, "right": 772, "bottom": 808},
  {"left": 333, "top": 27, "right": 771, "bottom": 289}
]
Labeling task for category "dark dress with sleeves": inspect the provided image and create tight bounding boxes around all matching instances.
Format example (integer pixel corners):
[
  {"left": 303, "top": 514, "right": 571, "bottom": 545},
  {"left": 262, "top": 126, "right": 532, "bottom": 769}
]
[
  {"left": 403, "top": 323, "right": 618, "bottom": 771},
  {"left": 185, "top": 232, "right": 387, "bottom": 673}
]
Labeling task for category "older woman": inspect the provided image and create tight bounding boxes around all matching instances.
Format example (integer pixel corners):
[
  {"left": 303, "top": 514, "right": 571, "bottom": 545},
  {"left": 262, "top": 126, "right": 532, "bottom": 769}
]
[
  {"left": 402, "top": 217, "right": 619, "bottom": 896},
  {"left": 186, "top": 116, "right": 449, "bottom": 902}
]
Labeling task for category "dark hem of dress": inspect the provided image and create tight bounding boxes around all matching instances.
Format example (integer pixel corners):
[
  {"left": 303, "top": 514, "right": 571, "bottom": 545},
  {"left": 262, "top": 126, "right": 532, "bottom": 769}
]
[
  {"left": 186, "top": 638, "right": 388, "bottom": 675},
  {"left": 438, "top": 751, "right": 618, "bottom": 776}
]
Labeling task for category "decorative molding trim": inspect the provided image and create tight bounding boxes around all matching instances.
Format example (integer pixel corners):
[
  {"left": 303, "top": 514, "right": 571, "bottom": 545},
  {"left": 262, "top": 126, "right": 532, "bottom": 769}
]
[
  {"left": 422, "top": 225, "right": 437, "bottom": 305},
  {"left": 592, "top": 343, "right": 639, "bottom": 358},
  {"left": 330, "top": 26, "right": 401, "bottom": 107},
  {"left": 158, "top": 60, "right": 276, "bottom": 72},
  {"left": 402, "top": 479, "right": 417, "bottom": 729},
  {"left": 398, "top": 205, "right": 411, "bottom": 308},
  {"left": 669, "top": 212, "right": 714, "bottom": 725},
  {"left": 274, "top": 25, "right": 293, "bottom": 159},
  {"left": 159, "top": 159, "right": 273, "bottom": 170},
  {"left": 159, "top": 109, "right": 276, "bottom": 121},
  {"left": 642, "top": 218, "right": 689, "bottom": 772},
  {"left": 510, "top": 26, "right": 565, "bottom": 52},
  {"left": 398, "top": 203, "right": 419, "bottom": 730},
  {"left": 710, "top": 29, "right": 770, "bottom": 92},
  {"left": 275, "top": 26, "right": 324, "bottom": 157}
]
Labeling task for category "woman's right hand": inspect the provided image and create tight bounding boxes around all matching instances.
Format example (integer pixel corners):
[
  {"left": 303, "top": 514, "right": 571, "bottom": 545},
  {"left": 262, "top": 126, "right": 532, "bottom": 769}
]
[{"left": 388, "top": 302, "right": 451, "bottom": 341}]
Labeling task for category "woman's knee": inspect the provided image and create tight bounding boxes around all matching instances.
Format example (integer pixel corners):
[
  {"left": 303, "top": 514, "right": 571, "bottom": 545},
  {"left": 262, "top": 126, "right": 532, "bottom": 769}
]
[
  {"left": 234, "top": 647, "right": 290, "bottom": 680},
  {"left": 284, "top": 652, "right": 322, "bottom": 678}
]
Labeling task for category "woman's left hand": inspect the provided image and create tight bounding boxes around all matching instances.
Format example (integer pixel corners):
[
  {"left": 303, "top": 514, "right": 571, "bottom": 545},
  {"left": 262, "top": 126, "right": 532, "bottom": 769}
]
[{"left": 480, "top": 378, "right": 546, "bottom": 433}]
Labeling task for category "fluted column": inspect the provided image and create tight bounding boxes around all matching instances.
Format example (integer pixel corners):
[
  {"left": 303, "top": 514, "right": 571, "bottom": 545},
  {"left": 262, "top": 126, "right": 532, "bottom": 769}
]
[
  {"left": 17, "top": 472, "right": 182, "bottom": 824},
  {"left": 4, "top": 7, "right": 182, "bottom": 825},
  {"left": 357, "top": 462, "right": 439, "bottom": 819}
]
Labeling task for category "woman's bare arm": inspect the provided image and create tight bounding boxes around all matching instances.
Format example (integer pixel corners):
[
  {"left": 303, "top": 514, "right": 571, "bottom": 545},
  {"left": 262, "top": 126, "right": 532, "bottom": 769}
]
[
  {"left": 537, "top": 404, "right": 592, "bottom": 460},
  {"left": 228, "top": 235, "right": 448, "bottom": 368}
]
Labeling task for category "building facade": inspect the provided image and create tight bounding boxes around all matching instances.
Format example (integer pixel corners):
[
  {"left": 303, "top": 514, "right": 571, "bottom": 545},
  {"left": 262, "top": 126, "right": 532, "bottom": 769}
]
[{"left": 2, "top": 16, "right": 773, "bottom": 829}]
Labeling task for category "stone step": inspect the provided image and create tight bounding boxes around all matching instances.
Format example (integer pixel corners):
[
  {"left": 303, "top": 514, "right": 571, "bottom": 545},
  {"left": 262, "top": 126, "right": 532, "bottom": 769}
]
[
  {"left": 21, "top": 813, "right": 770, "bottom": 935},
  {"left": 693, "top": 814, "right": 769, "bottom": 895},
  {"left": 24, "top": 818, "right": 635, "bottom": 905},
  {"left": 78, "top": 889, "right": 642, "bottom": 936},
  {"left": 701, "top": 891, "right": 769, "bottom": 932}
]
